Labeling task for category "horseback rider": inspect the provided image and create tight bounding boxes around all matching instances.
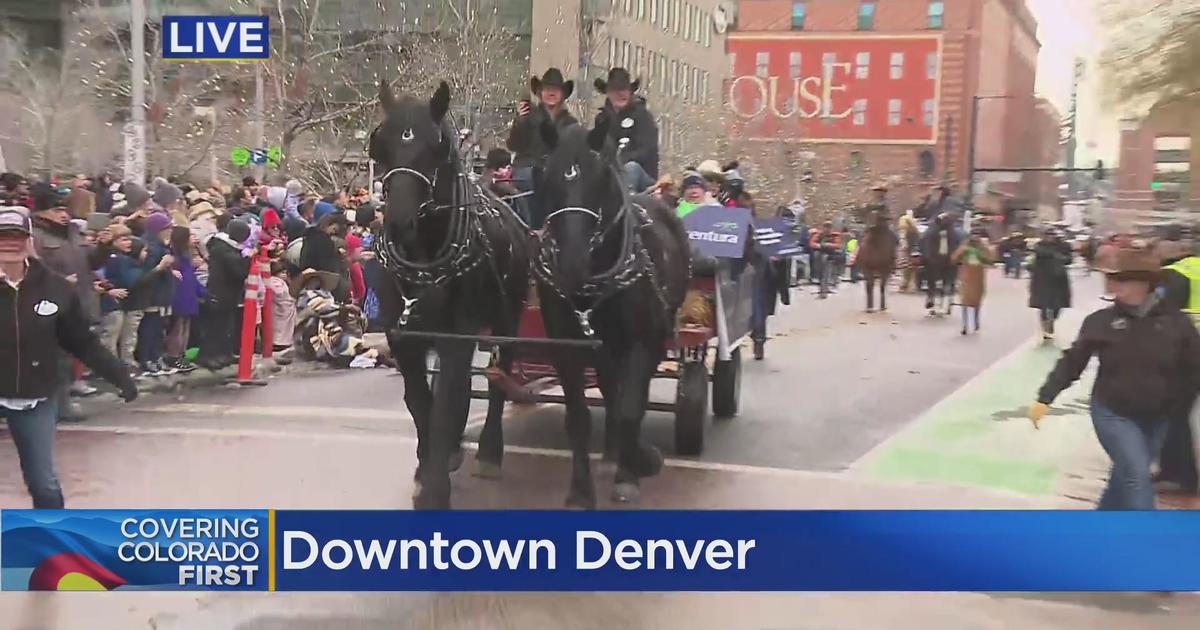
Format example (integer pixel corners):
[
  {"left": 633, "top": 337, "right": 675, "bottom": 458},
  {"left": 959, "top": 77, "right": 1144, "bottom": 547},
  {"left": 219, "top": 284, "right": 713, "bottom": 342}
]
[
  {"left": 594, "top": 67, "right": 659, "bottom": 194},
  {"left": 506, "top": 67, "right": 578, "bottom": 228}
]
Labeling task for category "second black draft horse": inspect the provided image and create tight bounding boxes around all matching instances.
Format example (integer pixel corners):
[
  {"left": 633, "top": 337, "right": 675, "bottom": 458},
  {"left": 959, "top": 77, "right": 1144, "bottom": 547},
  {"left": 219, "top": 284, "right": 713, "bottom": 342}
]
[
  {"left": 370, "top": 80, "right": 531, "bottom": 509},
  {"left": 534, "top": 120, "right": 690, "bottom": 508}
]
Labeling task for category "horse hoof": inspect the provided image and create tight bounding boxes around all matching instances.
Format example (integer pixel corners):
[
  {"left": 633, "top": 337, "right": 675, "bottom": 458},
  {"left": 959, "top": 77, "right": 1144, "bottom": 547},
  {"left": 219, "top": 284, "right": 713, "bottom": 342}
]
[
  {"left": 448, "top": 448, "right": 464, "bottom": 473},
  {"left": 612, "top": 481, "right": 640, "bottom": 503},
  {"left": 631, "top": 445, "right": 664, "bottom": 478},
  {"left": 473, "top": 459, "right": 503, "bottom": 480}
]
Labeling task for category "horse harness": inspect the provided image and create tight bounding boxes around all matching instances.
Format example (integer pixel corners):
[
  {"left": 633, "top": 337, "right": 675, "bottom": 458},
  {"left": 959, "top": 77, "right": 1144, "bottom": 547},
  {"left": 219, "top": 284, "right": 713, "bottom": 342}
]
[
  {"left": 532, "top": 165, "right": 673, "bottom": 338},
  {"left": 373, "top": 161, "right": 513, "bottom": 329}
]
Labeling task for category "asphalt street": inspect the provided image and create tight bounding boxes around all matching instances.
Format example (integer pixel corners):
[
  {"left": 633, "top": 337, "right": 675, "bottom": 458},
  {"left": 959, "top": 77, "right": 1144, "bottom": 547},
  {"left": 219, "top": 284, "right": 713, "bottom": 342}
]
[{"left": 6, "top": 267, "right": 1196, "bottom": 629}]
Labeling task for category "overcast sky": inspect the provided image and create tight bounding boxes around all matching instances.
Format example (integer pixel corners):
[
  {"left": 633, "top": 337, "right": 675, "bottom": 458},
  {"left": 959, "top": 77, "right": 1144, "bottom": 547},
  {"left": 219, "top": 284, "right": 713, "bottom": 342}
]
[{"left": 1028, "top": 0, "right": 1118, "bottom": 164}]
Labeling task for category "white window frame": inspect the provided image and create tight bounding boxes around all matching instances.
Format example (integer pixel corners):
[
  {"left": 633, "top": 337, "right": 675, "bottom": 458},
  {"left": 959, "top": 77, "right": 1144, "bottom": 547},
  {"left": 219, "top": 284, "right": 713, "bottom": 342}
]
[
  {"left": 922, "top": 99, "right": 935, "bottom": 126},
  {"left": 890, "top": 52, "right": 904, "bottom": 79},
  {"left": 926, "top": 52, "right": 938, "bottom": 79},
  {"left": 637, "top": 0, "right": 645, "bottom": 21},
  {"left": 855, "top": 52, "right": 870, "bottom": 79},
  {"left": 853, "top": 99, "right": 867, "bottom": 126},
  {"left": 756, "top": 51, "right": 770, "bottom": 78},
  {"left": 789, "top": 52, "right": 802, "bottom": 79},
  {"left": 888, "top": 99, "right": 901, "bottom": 126}
]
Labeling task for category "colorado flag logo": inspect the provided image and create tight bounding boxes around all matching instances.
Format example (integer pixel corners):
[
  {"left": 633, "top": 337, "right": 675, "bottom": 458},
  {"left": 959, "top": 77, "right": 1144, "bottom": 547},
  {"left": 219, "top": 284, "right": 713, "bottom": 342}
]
[{"left": 162, "top": 15, "right": 269, "bottom": 61}]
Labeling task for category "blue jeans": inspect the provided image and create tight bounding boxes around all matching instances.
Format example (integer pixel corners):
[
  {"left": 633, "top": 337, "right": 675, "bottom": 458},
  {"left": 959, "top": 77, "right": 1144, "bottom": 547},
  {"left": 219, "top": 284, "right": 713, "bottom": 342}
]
[
  {"left": 2, "top": 400, "right": 65, "bottom": 508},
  {"left": 511, "top": 166, "right": 539, "bottom": 227},
  {"left": 1004, "top": 252, "right": 1022, "bottom": 278},
  {"left": 1091, "top": 402, "right": 1169, "bottom": 510},
  {"left": 622, "top": 161, "right": 654, "bottom": 194}
]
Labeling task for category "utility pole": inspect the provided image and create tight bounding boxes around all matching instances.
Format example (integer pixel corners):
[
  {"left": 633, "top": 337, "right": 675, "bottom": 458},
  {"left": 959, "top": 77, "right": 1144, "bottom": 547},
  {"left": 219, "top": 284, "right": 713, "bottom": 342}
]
[
  {"left": 126, "top": 0, "right": 147, "bottom": 184},
  {"left": 253, "top": 0, "right": 266, "bottom": 182}
]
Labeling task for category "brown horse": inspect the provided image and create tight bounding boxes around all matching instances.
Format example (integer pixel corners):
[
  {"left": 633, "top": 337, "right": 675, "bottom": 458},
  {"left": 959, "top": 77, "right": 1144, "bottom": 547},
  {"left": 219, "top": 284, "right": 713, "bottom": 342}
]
[{"left": 856, "top": 211, "right": 899, "bottom": 312}]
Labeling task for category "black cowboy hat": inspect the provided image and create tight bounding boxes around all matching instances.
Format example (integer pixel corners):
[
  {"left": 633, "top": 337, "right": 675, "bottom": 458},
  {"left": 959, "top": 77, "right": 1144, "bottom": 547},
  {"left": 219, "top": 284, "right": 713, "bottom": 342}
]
[
  {"left": 530, "top": 68, "right": 574, "bottom": 100},
  {"left": 593, "top": 67, "right": 640, "bottom": 94}
]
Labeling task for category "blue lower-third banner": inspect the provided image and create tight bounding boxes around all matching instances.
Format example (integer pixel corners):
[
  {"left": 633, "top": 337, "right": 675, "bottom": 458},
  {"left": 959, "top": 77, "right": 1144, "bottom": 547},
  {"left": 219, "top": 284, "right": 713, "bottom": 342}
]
[{"left": 3, "top": 510, "right": 1199, "bottom": 591}]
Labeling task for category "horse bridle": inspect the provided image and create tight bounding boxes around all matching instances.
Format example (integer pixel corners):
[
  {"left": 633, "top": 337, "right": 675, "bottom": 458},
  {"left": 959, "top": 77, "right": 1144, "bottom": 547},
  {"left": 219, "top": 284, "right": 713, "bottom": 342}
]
[{"left": 375, "top": 166, "right": 443, "bottom": 216}]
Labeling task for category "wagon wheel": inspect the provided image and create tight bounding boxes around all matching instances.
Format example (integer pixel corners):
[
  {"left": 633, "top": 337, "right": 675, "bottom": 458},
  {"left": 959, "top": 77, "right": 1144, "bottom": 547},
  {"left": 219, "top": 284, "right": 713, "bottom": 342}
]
[
  {"left": 712, "top": 346, "right": 742, "bottom": 419},
  {"left": 674, "top": 360, "right": 709, "bottom": 456}
]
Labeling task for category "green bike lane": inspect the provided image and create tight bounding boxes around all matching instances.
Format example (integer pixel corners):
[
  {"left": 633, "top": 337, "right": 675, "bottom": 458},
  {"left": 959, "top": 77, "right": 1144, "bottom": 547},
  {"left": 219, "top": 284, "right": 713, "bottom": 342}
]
[{"left": 853, "top": 306, "right": 1108, "bottom": 504}]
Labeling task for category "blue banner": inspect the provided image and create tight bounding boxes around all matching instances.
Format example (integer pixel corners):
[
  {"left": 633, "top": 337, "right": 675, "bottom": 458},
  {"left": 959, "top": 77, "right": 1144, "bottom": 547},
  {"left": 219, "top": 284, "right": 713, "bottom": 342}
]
[
  {"left": 1, "top": 510, "right": 269, "bottom": 591},
  {"left": 162, "top": 16, "right": 270, "bottom": 61},
  {"left": 5, "top": 510, "right": 1200, "bottom": 591},
  {"left": 681, "top": 205, "right": 752, "bottom": 259},
  {"left": 752, "top": 217, "right": 804, "bottom": 258}
]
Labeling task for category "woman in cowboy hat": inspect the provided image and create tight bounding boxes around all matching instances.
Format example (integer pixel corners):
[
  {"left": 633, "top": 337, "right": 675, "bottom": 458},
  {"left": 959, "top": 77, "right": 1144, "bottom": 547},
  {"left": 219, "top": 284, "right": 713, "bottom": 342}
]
[
  {"left": 594, "top": 67, "right": 659, "bottom": 194},
  {"left": 1029, "top": 243, "right": 1200, "bottom": 509},
  {"left": 506, "top": 67, "right": 578, "bottom": 228}
]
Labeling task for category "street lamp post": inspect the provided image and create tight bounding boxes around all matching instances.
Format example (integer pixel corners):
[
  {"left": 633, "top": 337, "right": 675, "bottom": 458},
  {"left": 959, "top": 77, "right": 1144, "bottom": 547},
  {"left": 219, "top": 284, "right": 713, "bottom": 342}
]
[
  {"left": 965, "top": 95, "right": 1012, "bottom": 231},
  {"left": 126, "top": 0, "right": 147, "bottom": 184}
]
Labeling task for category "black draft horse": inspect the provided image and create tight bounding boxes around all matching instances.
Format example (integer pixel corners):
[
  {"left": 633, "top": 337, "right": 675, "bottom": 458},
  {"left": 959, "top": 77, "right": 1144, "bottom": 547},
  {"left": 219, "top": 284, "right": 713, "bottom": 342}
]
[
  {"left": 533, "top": 120, "right": 690, "bottom": 507},
  {"left": 369, "top": 81, "right": 531, "bottom": 509},
  {"left": 920, "top": 212, "right": 960, "bottom": 316}
]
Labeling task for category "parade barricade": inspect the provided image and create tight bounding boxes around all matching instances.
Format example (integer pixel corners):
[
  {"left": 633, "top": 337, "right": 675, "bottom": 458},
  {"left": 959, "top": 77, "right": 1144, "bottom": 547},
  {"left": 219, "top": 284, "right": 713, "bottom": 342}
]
[{"left": 236, "top": 245, "right": 274, "bottom": 385}]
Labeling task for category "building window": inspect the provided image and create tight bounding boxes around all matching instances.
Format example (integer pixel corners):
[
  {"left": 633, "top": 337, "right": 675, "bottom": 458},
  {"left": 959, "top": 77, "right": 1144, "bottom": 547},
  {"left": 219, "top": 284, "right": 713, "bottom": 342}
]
[
  {"left": 926, "top": 52, "right": 938, "bottom": 79},
  {"left": 635, "top": 45, "right": 644, "bottom": 76},
  {"left": 789, "top": 52, "right": 802, "bottom": 79},
  {"left": 609, "top": 38, "right": 618, "bottom": 67},
  {"left": 756, "top": 52, "right": 770, "bottom": 78},
  {"left": 822, "top": 52, "right": 836, "bottom": 70},
  {"left": 695, "top": 7, "right": 704, "bottom": 43},
  {"left": 674, "top": 0, "right": 683, "bottom": 34},
  {"left": 671, "top": 60, "right": 679, "bottom": 94},
  {"left": 683, "top": 4, "right": 692, "bottom": 41},
  {"left": 702, "top": 71, "right": 709, "bottom": 103},
  {"left": 928, "top": 1, "right": 945, "bottom": 29},
  {"left": 858, "top": 2, "right": 876, "bottom": 30},
  {"left": 662, "top": 54, "right": 669, "bottom": 86},
  {"left": 662, "top": 0, "right": 671, "bottom": 31},
  {"left": 624, "top": 0, "right": 632, "bottom": 15},
  {"left": 852, "top": 99, "right": 867, "bottom": 126},
  {"left": 918, "top": 150, "right": 936, "bottom": 178},
  {"left": 623, "top": 42, "right": 631, "bottom": 67},
  {"left": 680, "top": 62, "right": 690, "bottom": 99},
  {"left": 637, "top": 0, "right": 646, "bottom": 21},
  {"left": 693, "top": 67, "right": 702, "bottom": 102},
  {"left": 850, "top": 151, "right": 865, "bottom": 174},
  {"left": 791, "top": 2, "right": 806, "bottom": 30},
  {"left": 922, "top": 99, "right": 935, "bottom": 126},
  {"left": 855, "top": 52, "right": 870, "bottom": 79},
  {"left": 650, "top": 0, "right": 658, "bottom": 25},
  {"left": 888, "top": 99, "right": 901, "bottom": 126},
  {"left": 889, "top": 52, "right": 904, "bottom": 79},
  {"left": 703, "top": 14, "right": 711, "bottom": 47}
]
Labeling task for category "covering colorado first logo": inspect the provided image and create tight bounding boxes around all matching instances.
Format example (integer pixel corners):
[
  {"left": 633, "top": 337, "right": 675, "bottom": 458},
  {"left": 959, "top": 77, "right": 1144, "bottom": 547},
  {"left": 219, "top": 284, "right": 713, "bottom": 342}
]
[{"left": 162, "top": 15, "right": 269, "bottom": 61}]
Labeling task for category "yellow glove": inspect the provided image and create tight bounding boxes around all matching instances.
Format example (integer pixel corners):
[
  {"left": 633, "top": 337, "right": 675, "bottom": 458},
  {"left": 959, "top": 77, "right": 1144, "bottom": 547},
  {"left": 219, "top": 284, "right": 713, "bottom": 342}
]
[{"left": 1028, "top": 402, "right": 1049, "bottom": 430}]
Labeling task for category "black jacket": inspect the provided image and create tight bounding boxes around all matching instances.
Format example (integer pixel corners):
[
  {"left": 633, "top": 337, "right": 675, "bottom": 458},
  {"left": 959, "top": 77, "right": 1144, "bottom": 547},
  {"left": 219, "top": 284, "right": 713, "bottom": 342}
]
[
  {"left": 1037, "top": 298, "right": 1200, "bottom": 421},
  {"left": 506, "top": 104, "right": 578, "bottom": 169},
  {"left": 1162, "top": 268, "right": 1191, "bottom": 312},
  {"left": 0, "top": 259, "right": 135, "bottom": 399},
  {"left": 595, "top": 97, "right": 659, "bottom": 179},
  {"left": 205, "top": 234, "right": 251, "bottom": 306},
  {"left": 133, "top": 238, "right": 177, "bottom": 309},
  {"left": 1029, "top": 240, "right": 1073, "bottom": 310},
  {"left": 31, "top": 217, "right": 110, "bottom": 323},
  {"left": 299, "top": 227, "right": 342, "bottom": 276}
]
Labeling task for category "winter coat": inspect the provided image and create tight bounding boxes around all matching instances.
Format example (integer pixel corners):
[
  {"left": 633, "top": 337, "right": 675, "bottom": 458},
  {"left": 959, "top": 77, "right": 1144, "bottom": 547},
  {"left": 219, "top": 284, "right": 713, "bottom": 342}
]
[
  {"left": 299, "top": 226, "right": 342, "bottom": 276},
  {"left": 0, "top": 259, "right": 135, "bottom": 399},
  {"left": 31, "top": 217, "right": 109, "bottom": 323},
  {"left": 169, "top": 254, "right": 207, "bottom": 318},
  {"left": 267, "top": 275, "right": 296, "bottom": 348},
  {"left": 506, "top": 104, "right": 579, "bottom": 169},
  {"left": 595, "top": 97, "right": 659, "bottom": 179},
  {"left": 101, "top": 250, "right": 150, "bottom": 313},
  {"left": 139, "top": 238, "right": 177, "bottom": 309},
  {"left": 205, "top": 233, "right": 251, "bottom": 306},
  {"left": 1037, "top": 296, "right": 1200, "bottom": 422},
  {"left": 920, "top": 220, "right": 962, "bottom": 264},
  {"left": 952, "top": 242, "right": 993, "bottom": 308},
  {"left": 1029, "top": 239, "right": 1073, "bottom": 310}
]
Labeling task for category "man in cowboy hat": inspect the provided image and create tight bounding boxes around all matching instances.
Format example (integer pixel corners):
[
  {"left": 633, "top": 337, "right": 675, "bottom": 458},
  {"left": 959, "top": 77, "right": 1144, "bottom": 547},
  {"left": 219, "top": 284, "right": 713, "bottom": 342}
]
[
  {"left": 594, "top": 67, "right": 659, "bottom": 194},
  {"left": 506, "top": 67, "right": 578, "bottom": 228}
]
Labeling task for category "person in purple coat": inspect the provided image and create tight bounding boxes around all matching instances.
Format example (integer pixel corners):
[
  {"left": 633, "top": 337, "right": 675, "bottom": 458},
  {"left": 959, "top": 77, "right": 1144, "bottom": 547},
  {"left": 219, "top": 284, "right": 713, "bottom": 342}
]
[{"left": 165, "top": 225, "right": 206, "bottom": 372}]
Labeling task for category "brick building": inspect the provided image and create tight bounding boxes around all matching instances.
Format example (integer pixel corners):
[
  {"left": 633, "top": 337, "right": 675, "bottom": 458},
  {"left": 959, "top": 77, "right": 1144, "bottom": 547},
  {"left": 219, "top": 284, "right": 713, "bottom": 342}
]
[
  {"left": 726, "top": 0, "right": 1041, "bottom": 212},
  {"left": 1112, "top": 97, "right": 1200, "bottom": 230}
]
